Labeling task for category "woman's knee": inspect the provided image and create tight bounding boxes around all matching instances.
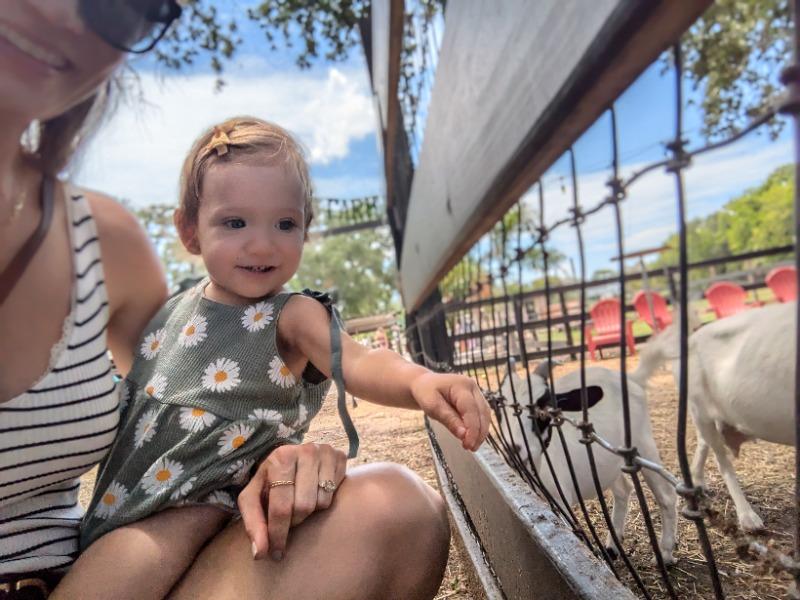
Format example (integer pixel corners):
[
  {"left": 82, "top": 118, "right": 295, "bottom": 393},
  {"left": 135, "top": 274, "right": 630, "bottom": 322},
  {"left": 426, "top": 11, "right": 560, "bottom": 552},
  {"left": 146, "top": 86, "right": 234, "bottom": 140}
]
[{"left": 343, "top": 462, "right": 450, "bottom": 559}]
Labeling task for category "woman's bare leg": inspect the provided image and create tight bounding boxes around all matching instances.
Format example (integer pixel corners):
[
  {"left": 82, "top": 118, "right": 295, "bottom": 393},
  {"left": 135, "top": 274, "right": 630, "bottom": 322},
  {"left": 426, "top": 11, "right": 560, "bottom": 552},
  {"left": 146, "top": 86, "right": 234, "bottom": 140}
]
[
  {"left": 52, "top": 506, "right": 228, "bottom": 600},
  {"left": 169, "top": 463, "right": 450, "bottom": 600}
]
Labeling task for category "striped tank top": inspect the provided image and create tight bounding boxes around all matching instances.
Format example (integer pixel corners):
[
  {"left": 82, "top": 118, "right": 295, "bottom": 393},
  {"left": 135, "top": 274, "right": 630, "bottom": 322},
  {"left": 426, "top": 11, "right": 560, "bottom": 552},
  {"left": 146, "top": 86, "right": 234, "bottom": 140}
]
[{"left": 0, "top": 188, "right": 119, "bottom": 575}]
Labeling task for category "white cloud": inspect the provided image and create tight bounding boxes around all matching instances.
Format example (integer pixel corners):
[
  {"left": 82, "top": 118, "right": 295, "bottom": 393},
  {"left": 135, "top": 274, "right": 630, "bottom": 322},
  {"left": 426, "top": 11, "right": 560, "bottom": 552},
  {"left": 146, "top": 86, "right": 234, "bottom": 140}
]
[
  {"left": 521, "top": 138, "right": 791, "bottom": 272},
  {"left": 73, "top": 65, "right": 376, "bottom": 207}
]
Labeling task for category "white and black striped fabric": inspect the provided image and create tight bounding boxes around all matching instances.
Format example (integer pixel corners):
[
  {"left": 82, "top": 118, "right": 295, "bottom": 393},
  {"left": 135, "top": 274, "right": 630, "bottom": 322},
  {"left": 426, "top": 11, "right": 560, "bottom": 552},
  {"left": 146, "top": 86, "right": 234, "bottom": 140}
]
[{"left": 0, "top": 189, "right": 119, "bottom": 575}]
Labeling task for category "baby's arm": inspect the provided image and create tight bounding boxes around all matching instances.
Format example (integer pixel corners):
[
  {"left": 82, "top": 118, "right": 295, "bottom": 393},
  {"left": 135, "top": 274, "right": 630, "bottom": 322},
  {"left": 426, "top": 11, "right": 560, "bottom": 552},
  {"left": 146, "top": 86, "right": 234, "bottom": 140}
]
[
  {"left": 52, "top": 506, "right": 229, "bottom": 600},
  {"left": 279, "top": 295, "right": 491, "bottom": 450}
]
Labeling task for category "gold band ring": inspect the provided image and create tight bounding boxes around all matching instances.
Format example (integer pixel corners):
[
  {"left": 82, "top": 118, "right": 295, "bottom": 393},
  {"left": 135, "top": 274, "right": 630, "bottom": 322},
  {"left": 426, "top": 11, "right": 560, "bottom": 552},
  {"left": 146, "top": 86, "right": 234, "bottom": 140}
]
[{"left": 269, "top": 480, "right": 295, "bottom": 488}]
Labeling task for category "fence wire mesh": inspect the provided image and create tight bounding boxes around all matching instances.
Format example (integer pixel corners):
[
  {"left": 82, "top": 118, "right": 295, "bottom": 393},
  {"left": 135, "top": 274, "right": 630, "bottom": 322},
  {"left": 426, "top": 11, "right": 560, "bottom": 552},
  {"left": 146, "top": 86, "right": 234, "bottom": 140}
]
[{"left": 405, "top": 25, "right": 800, "bottom": 599}]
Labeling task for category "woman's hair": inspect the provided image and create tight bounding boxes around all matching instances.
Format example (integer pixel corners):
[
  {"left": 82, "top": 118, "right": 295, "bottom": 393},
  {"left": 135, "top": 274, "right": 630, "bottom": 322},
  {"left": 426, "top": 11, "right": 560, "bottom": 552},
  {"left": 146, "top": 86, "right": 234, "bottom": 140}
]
[
  {"left": 177, "top": 116, "right": 314, "bottom": 234},
  {"left": 22, "top": 80, "right": 115, "bottom": 177}
]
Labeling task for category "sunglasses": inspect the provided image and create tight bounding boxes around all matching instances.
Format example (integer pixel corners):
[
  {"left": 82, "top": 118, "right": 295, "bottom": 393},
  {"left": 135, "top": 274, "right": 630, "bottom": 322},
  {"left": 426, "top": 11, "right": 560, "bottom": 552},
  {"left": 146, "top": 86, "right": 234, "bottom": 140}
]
[{"left": 78, "top": 0, "right": 184, "bottom": 54}]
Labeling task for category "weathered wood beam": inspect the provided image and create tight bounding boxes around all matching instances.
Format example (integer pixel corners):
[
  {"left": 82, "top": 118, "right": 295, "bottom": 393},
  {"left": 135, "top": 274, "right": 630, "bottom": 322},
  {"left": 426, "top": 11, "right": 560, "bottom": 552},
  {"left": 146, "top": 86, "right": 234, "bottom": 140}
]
[{"left": 400, "top": 0, "right": 713, "bottom": 312}]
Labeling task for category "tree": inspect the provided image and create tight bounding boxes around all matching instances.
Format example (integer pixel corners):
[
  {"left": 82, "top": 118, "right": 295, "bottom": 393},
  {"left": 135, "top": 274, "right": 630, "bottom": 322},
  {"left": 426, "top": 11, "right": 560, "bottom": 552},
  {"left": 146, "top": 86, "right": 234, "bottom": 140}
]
[
  {"left": 679, "top": 0, "right": 790, "bottom": 141},
  {"left": 292, "top": 228, "right": 398, "bottom": 319},
  {"left": 652, "top": 164, "right": 794, "bottom": 277}
]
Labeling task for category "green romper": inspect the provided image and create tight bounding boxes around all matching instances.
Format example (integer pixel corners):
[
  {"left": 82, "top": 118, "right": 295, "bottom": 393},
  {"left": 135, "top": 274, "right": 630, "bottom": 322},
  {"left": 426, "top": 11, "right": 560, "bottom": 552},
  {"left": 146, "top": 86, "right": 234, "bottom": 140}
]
[{"left": 80, "top": 281, "right": 358, "bottom": 549}]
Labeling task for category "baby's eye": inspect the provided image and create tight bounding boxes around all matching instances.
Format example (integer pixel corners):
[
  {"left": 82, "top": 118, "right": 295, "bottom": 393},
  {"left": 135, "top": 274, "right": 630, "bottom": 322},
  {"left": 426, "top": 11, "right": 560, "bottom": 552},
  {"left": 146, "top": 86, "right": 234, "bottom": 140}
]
[
  {"left": 224, "top": 218, "right": 246, "bottom": 229},
  {"left": 277, "top": 219, "right": 297, "bottom": 231}
]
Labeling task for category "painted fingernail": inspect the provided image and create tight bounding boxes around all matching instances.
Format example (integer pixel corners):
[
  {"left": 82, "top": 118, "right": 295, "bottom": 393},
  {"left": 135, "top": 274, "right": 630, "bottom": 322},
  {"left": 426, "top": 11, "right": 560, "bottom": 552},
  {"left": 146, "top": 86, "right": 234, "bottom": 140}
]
[
  {"left": 251, "top": 542, "right": 258, "bottom": 559},
  {"left": 271, "top": 550, "right": 284, "bottom": 562}
]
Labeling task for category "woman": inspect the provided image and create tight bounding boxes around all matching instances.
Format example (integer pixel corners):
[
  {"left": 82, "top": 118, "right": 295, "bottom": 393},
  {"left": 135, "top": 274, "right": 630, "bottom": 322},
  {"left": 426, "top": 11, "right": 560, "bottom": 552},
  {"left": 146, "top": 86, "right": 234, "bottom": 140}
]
[{"left": 0, "top": 2, "right": 452, "bottom": 598}]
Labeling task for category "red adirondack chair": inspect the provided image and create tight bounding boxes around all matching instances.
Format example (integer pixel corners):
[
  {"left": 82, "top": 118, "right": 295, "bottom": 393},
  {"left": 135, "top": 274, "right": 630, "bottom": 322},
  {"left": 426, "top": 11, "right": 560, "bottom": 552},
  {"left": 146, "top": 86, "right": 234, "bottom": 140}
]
[
  {"left": 705, "top": 281, "right": 761, "bottom": 319},
  {"left": 766, "top": 266, "right": 797, "bottom": 303},
  {"left": 584, "top": 298, "right": 636, "bottom": 361},
  {"left": 632, "top": 290, "right": 673, "bottom": 331}
]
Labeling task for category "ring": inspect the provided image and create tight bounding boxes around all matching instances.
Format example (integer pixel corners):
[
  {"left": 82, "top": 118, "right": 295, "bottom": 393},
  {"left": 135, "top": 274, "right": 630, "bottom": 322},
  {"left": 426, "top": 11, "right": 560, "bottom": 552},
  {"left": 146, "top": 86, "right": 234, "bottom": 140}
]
[
  {"left": 269, "top": 480, "right": 295, "bottom": 488},
  {"left": 318, "top": 479, "right": 337, "bottom": 493}
]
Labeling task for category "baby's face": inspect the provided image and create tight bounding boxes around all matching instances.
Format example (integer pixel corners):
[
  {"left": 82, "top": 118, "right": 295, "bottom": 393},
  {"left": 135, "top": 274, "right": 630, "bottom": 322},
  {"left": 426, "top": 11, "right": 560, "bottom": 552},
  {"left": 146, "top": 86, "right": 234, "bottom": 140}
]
[{"left": 196, "top": 161, "right": 306, "bottom": 305}]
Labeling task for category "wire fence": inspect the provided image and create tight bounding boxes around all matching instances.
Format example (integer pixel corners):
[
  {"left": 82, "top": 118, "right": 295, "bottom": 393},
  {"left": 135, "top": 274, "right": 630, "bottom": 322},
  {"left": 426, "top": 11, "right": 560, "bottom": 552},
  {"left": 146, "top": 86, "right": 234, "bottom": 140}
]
[{"left": 404, "top": 25, "right": 800, "bottom": 600}]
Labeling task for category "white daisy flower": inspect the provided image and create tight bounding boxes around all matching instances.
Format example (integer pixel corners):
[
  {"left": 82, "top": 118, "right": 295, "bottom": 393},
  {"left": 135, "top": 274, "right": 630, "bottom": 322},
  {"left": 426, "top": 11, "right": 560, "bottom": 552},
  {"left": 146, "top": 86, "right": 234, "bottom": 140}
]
[
  {"left": 134, "top": 409, "right": 159, "bottom": 448},
  {"left": 293, "top": 403, "right": 309, "bottom": 428},
  {"left": 170, "top": 476, "right": 197, "bottom": 501},
  {"left": 118, "top": 381, "right": 131, "bottom": 414},
  {"left": 144, "top": 373, "right": 167, "bottom": 400},
  {"left": 227, "top": 459, "right": 255, "bottom": 485},
  {"left": 140, "top": 328, "right": 166, "bottom": 360},
  {"left": 205, "top": 490, "right": 235, "bottom": 510},
  {"left": 94, "top": 481, "right": 129, "bottom": 519},
  {"left": 241, "top": 302, "right": 274, "bottom": 332},
  {"left": 268, "top": 355, "right": 296, "bottom": 388},
  {"left": 277, "top": 423, "right": 296, "bottom": 439},
  {"left": 178, "top": 407, "right": 217, "bottom": 432},
  {"left": 142, "top": 457, "right": 184, "bottom": 497},
  {"left": 202, "top": 358, "right": 241, "bottom": 392},
  {"left": 178, "top": 314, "right": 208, "bottom": 348},
  {"left": 249, "top": 408, "right": 282, "bottom": 422},
  {"left": 217, "top": 423, "right": 254, "bottom": 456}
]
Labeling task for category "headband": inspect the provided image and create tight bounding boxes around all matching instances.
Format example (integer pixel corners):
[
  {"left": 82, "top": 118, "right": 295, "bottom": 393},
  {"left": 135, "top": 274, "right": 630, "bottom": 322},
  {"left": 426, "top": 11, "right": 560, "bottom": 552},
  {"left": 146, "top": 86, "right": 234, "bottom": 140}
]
[{"left": 205, "top": 126, "right": 231, "bottom": 157}]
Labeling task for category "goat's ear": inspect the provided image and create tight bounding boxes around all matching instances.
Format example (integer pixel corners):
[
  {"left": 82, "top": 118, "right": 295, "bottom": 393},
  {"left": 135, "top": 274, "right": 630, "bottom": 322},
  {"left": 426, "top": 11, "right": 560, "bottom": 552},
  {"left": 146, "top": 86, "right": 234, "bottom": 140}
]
[{"left": 554, "top": 386, "right": 604, "bottom": 412}]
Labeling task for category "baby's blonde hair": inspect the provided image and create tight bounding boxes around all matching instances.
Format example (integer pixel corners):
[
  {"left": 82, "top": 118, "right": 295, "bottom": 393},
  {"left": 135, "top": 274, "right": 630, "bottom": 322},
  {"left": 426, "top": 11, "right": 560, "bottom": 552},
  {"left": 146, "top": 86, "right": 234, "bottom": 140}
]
[{"left": 177, "top": 116, "right": 313, "bottom": 234}]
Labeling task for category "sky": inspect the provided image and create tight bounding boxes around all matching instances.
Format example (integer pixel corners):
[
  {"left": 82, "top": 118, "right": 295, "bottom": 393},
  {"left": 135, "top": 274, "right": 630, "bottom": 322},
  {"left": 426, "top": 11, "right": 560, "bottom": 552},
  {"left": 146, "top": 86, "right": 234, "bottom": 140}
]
[{"left": 73, "top": 4, "right": 792, "bottom": 279}]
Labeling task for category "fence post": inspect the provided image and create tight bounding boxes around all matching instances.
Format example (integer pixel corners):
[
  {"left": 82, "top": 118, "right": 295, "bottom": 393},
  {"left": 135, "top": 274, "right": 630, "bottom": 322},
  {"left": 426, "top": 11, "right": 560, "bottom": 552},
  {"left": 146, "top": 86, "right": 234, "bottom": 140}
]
[{"left": 559, "top": 290, "right": 577, "bottom": 359}]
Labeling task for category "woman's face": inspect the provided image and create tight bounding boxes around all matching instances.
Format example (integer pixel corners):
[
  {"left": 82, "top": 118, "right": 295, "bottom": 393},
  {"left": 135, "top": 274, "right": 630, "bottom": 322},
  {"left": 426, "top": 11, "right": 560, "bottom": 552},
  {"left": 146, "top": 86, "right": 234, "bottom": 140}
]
[{"left": 0, "top": 0, "right": 124, "bottom": 123}]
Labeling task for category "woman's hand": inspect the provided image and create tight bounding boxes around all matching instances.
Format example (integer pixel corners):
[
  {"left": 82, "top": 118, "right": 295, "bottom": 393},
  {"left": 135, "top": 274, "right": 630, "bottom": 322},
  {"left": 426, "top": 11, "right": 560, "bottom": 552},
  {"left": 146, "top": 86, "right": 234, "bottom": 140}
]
[
  {"left": 237, "top": 443, "right": 347, "bottom": 561},
  {"left": 410, "top": 372, "right": 491, "bottom": 451}
]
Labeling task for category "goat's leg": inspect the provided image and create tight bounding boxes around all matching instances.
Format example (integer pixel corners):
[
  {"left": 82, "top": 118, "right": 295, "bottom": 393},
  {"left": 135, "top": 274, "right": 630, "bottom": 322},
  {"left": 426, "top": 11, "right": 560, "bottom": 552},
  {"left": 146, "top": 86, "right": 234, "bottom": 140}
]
[
  {"left": 641, "top": 467, "right": 678, "bottom": 565},
  {"left": 693, "top": 417, "right": 764, "bottom": 532},
  {"left": 690, "top": 434, "right": 710, "bottom": 492},
  {"left": 604, "top": 475, "right": 632, "bottom": 560}
]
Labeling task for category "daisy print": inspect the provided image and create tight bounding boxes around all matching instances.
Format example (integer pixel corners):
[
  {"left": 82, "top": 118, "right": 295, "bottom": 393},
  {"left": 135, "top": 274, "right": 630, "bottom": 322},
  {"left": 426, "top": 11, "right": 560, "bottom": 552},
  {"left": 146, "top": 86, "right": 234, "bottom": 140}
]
[
  {"left": 178, "top": 314, "right": 208, "bottom": 348},
  {"left": 179, "top": 407, "right": 216, "bottom": 432},
  {"left": 217, "top": 423, "right": 254, "bottom": 456},
  {"left": 277, "top": 423, "right": 296, "bottom": 439},
  {"left": 293, "top": 403, "right": 309, "bottom": 428},
  {"left": 142, "top": 457, "right": 184, "bottom": 497},
  {"left": 227, "top": 459, "right": 255, "bottom": 485},
  {"left": 134, "top": 409, "right": 159, "bottom": 448},
  {"left": 268, "top": 355, "right": 296, "bottom": 388},
  {"left": 95, "top": 481, "right": 129, "bottom": 519},
  {"left": 249, "top": 408, "right": 282, "bottom": 423},
  {"left": 170, "top": 476, "right": 197, "bottom": 501},
  {"left": 241, "top": 302, "right": 274, "bottom": 332},
  {"left": 144, "top": 373, "right": 167, "bottom": 400},
  {"left": 118, "top": 381, "right": 131, "bottom": 414},
  {"left": 140, "top": 328, "right": 166, "bottom": 360},
  {"left": 202, "top": 358, "right": 241, "bottom": 393},
  {"left": 205, "top": 490, "right": 235, "bottom": 510}
]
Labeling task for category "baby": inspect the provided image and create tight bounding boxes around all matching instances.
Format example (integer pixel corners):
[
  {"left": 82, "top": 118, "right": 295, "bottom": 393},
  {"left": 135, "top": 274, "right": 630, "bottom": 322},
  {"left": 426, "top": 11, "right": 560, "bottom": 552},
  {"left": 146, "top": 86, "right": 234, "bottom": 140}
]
[{"left": 54, "top": 116, "right": 489, "bottom": 599}]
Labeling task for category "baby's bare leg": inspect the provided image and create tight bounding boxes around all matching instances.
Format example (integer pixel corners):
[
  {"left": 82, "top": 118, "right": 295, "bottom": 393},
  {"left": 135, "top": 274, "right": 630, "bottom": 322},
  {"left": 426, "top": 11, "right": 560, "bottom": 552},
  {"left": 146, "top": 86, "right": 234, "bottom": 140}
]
[{"left": 52, "top": 505, "right": 229, "bottom": 600}]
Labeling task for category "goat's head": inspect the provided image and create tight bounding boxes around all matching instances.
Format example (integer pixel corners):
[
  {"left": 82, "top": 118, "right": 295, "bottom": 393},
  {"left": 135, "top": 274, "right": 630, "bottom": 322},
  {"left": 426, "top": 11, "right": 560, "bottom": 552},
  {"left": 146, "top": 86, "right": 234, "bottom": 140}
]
[{"left": 499, "top": 360, "right": 604, "bottom": 459}]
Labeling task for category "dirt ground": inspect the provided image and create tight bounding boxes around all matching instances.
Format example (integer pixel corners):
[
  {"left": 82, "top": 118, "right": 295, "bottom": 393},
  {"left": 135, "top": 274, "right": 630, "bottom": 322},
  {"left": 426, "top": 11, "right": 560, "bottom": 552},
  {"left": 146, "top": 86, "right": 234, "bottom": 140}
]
[{"left": 78, "top": 352, "right": 796, "bottom": 599}]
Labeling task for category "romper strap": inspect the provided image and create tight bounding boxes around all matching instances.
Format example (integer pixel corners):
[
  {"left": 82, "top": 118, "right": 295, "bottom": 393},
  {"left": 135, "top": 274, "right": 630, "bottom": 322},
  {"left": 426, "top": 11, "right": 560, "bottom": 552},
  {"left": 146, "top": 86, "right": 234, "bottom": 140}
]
[{"left": 302, "top": 290, "right": 359, "bottom": 458}]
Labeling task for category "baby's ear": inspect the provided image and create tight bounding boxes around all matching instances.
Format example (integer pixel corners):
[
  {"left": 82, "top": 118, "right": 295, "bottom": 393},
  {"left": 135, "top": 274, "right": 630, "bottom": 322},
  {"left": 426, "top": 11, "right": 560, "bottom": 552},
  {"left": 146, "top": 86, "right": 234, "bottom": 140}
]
[{"left": 174, "top": 209, "right": 201, "bottom": 255}]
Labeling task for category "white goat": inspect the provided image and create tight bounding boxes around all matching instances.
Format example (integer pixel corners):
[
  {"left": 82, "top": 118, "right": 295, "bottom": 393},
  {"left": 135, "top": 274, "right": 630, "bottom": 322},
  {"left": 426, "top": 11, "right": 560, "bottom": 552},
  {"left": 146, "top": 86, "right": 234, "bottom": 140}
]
[
  {"left": 641, "top": 301, "right": 796, "bottom": 532},
  {"left": 500, "top": 360, "right": 677, "bottom": 564}
]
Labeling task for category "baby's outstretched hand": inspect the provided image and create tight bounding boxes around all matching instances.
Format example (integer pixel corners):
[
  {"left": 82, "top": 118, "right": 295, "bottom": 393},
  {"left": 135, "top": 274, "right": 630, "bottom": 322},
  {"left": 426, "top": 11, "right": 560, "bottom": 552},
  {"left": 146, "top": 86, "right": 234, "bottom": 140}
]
[{"left": 410, "top": 372, "right": 490, "bottom": 451}]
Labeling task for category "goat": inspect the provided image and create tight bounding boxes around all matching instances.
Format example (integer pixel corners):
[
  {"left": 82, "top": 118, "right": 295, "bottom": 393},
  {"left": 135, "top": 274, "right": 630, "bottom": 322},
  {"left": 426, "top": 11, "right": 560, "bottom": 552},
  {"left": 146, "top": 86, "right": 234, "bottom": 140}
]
[
  {"left": 640, "top": 301, "right": 796, "bottom": 532},
  {"left": 499, "top": 359, "right": 677, "bottom": 564}
]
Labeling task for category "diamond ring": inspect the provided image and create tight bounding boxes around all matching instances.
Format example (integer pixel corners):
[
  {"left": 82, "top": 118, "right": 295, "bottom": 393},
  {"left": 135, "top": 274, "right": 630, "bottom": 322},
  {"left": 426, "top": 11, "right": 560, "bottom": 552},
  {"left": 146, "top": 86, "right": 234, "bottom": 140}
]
[{"left": 318, "top": 479, "right": 337, "bottom": 493}]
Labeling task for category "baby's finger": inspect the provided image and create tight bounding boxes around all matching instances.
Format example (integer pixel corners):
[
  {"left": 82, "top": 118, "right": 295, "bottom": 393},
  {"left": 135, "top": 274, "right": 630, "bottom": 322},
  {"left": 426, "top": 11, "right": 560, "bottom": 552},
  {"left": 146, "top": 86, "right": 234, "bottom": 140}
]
[
  {"left": 427, "top": 390, "right": 467, "bottom": 441},
  {"left": 472, "top": 388, "right": 489, "bottom": 448},
  {"left": 237, "top": 469, "right": 269, "bottom": 559},
  {"left": 455, "top": 388, "right": 481, "bottom": 450}
]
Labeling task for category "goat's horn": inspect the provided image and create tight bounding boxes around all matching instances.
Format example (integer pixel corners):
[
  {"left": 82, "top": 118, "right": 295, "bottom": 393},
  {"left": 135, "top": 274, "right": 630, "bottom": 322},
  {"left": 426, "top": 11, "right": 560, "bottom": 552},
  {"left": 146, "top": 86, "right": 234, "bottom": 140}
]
[{"left": 534, "top": 360, "right": 554, "bottom": 380}]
